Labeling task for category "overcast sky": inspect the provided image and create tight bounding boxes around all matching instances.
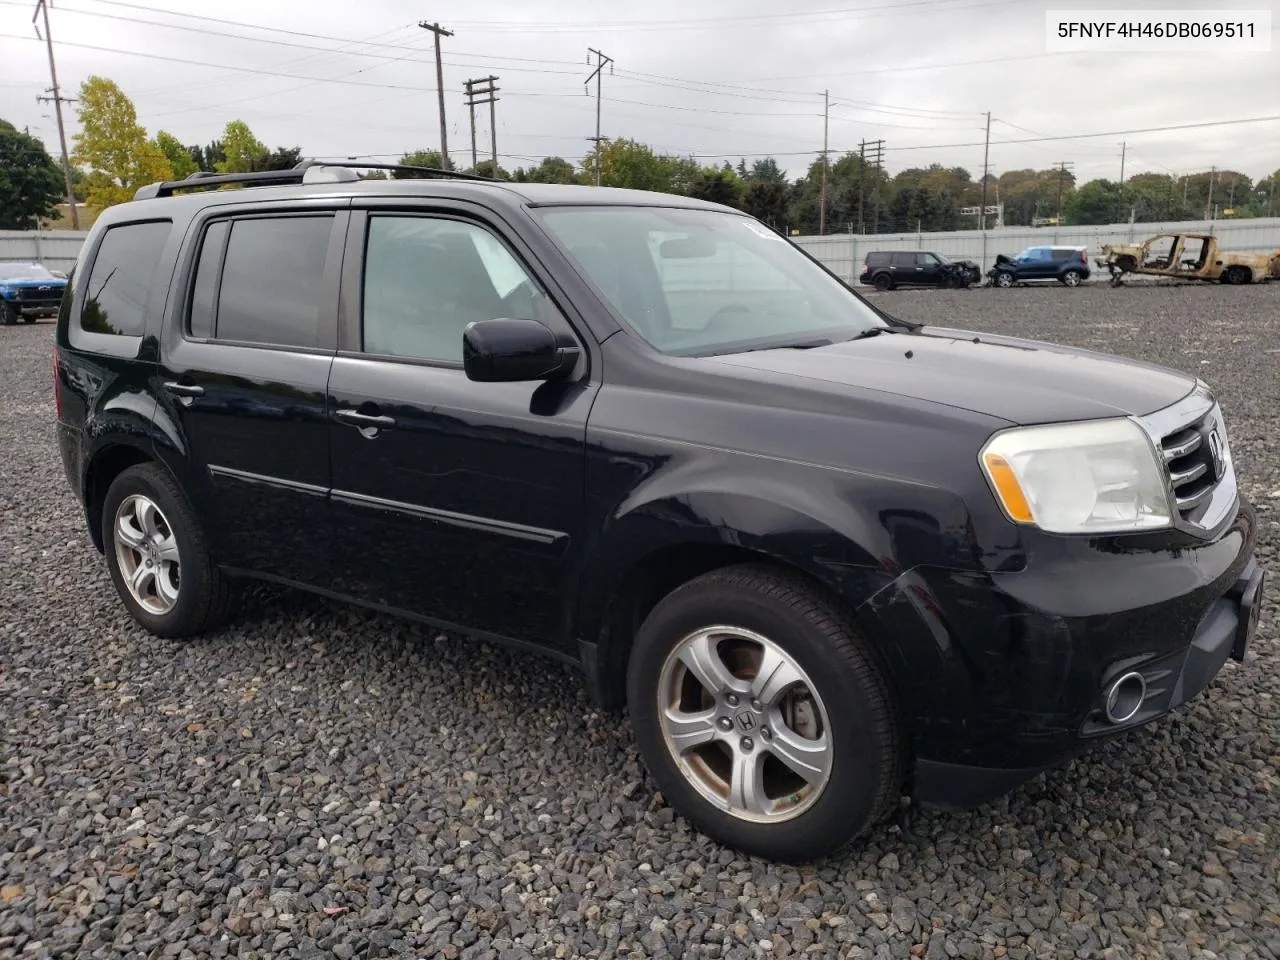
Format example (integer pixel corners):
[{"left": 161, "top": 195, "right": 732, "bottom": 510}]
[{"left": 2, "top": 0, "right": 1277, "bottom": 184}]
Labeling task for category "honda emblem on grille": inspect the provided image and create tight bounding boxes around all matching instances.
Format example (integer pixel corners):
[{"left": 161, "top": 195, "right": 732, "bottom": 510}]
[{"left": 1208, "top": 429, "right": 1225, "bottom": 479}]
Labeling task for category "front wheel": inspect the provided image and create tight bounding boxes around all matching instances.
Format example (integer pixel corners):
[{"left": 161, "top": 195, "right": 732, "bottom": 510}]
[
  {"left": 994, "top": 271, "right": 1015, "bottom": 288},
  {"left": 101, "top": 463, "right": 237, "bottom": 638},
  {"left": 1222, "top": 266, "right": 1251, "bottom": 285},
  {"left": 0, "top": 302, "right": 16, "bottom": 325},
  {"left": 626, "top": 564, "right": 905, "bottom": 862}
]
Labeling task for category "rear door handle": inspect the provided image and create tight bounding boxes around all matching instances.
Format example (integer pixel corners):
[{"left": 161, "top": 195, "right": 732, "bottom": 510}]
[
  {"left": 335, "top": 408, "right": 397, "bottom": 430},
  {"left": 163, "top": 381, "right": 204, "bottom": 398}
]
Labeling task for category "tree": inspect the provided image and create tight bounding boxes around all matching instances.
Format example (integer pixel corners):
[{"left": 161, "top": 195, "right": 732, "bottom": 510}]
[
  {"left": 744, "top": 179, "right": 789, "bottom": 228},
  {"left": 468, "top": 159, "right": 510, "bottom": 180},
  {"left": 395, "top": 149, "right": 445, "bottom": 177},
  {"left": 582, "top": 138, "right": 677, "bottom": 192},
  {"left": 216, "top": 120, "right": 268, "bottom": 173},
  {"left": 0, "top": 120, "right": 64, "bottom": 228},
  {"left": 748, "top": 157, "right": 786, "bottom": 183},
  {"left": 1064, "top": 178, "right": 1122, "bottom": 225},
  {"left": 155, "top": 130, "right": 198, "bottom": 179},
  {"left": 688, "top": 167, "right": 745, "bottom": 209},
  {"left": 189, "top": 140, "right": 225, "bottom": 173},
  {"left": 513, "top": 156, "right": 579, "bottom": 184},
  {"left": 260, "top": 146, "right": 304, "bottom": 171},
  {"left": 73, "top": 76, "right": 173, "bottom": 208}
]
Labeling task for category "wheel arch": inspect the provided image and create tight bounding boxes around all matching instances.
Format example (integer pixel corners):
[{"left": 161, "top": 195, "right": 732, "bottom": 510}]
[
  {"left": 83, "top": 439, "right": 162, "bottom": 552},
  {"left": 574, "top": 491, "right": 901, "bottom": 711}
]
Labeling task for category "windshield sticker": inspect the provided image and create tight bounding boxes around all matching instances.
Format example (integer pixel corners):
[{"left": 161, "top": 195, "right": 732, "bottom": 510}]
[{"left": 743, "top": 221, "right": 785, "bottom": 242}]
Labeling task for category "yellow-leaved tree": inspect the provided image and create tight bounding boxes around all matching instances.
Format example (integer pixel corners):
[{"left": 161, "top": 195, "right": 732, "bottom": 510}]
[{"left": 73, "top": 76, "right": 172, "bottom": 208}]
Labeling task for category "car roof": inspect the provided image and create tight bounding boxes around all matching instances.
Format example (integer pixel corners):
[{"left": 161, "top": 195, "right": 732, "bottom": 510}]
[{"left": 97, "top": 177, "right": 737, "bottom": 229}]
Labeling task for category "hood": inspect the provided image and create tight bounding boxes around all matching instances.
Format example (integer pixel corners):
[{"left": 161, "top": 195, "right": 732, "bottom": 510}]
[{"left": 707, "top": 326, "right": 1195, "bottom": 425}]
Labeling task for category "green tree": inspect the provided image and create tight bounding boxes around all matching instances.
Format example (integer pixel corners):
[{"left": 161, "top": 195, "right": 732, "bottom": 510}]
[
  {"left": 0, "top": 120, "right": 64, "bottom": 228},
  {"left": 582, "top": 138, "right": 675, "bottom": 192},
  {"left": 73, "top": 76, "right": 173, "bottom": 208},
  {"left": 216, "top": 120, "right": 267, "bottom": 173},
  {"left": 513, "top": 156, "right": 579, "bottom": 184},
  {"left": 1064, "top": 178, "right": 1122, "bottom": 224},
  {"left": 688, "top": 167, "right": 745, "bottom": 209},
  {"left": 155, "top": 130, "right": 198, "bottom": 179},
  {"left": 748, "top": 157, "right": 787, "bottom": 183},
  {"left": 744, "top": 180, "right": 790, "bottom": 228},
  {"left": 468, "top": 159, "right": 510, "bottom": 180},
  {"left": 260, "top": 146, "right": 303, "bottom": 171},
  {"left": 395, "top": 149, "right": 445, "bottom": 177}
]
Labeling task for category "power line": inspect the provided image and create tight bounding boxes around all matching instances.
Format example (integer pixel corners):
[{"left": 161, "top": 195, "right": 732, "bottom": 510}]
[{"left": 443, "top": 0, "right": 1022, "bottom": 32}]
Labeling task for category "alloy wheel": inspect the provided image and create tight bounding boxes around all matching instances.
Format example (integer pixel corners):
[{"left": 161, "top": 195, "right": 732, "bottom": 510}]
[{"left": 113, "top": 494, "right": 182, "bottom": 614}]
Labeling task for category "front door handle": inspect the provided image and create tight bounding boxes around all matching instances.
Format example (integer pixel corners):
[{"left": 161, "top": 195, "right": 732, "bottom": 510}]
[
  {"left": 163, "top": 381, "right": 204, "bottom": 398},
  {"left": 335, "top": 408, "right": 397, "bottom": 430}
]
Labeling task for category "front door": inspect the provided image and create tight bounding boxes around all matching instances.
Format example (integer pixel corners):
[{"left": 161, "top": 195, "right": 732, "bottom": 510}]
[
  {"left": 326, "top": 207, "right": 598, "bottom": 651},
  {"left": 154, "top": 206, "right": 347, "bottom": 585}
]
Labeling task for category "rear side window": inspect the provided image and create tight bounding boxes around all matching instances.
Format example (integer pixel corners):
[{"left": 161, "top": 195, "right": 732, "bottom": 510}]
[
  {"left": 1051, "top": 249, "right": 1075, "bottom": 261},
  {"left": 865, "top": 252, "right": 888, "bottom": 265},
  {"left": 80, "top": 220, "right": 172, "bottom": 336},
  {"left": 891, "top": 253, "right": 915, "bottom": 267},
  {"left": 192, "top": 215, "right": 333, "bottom": 347}
]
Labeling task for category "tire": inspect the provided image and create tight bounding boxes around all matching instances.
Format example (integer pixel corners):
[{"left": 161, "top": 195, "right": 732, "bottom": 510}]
[
  {"left": 873, "top": 273, "right": 893, "bottom": 292},
  {"left": 1060, "top": 269, "right": 1083, "bottom": 287},
  {"left": 994, "top": 271, "right": 1014, "bottom": 288},
  {"left": 23, "top": 315, "right": 38, "bottom": 324},
  {"left": 1223, "top": 266, "right": 1251, "bottom": 285},
  {"left": 101, "top": 462, "right": 236, "bottom": 638},
  {"left": 626, "top": 563, "right": 905, "bottom": 863},
  {"left": 0, "top": 302, "right": 16, "bottom": 325}
]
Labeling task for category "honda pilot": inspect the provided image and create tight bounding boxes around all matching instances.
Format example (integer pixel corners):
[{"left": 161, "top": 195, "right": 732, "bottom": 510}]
[{"left": 54, "top": 162, "right": 1264, "bottom": 862}]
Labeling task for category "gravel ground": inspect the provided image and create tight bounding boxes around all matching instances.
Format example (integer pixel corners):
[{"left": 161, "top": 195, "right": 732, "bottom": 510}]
[{"left": 2, "top": 284, "right": 1279, "bottom": 960}]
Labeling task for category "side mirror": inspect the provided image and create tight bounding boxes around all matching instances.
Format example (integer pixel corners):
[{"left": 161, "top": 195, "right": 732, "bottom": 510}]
[{"left": 463, "top": 318, "right": 580, "bottom": 383}]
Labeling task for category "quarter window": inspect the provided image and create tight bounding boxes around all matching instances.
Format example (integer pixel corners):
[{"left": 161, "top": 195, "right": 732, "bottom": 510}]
[
  {"left": 80, "top": 220, "right": 172, "bottom": 337},
  {"left": 361, "top": 216, "right": 557, "bottom": 363}
]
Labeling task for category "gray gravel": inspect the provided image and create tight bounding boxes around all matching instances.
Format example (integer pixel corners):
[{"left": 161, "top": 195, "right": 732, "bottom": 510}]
[{"left": 3, "top": 285, "right": 1279, "bottom": 960}]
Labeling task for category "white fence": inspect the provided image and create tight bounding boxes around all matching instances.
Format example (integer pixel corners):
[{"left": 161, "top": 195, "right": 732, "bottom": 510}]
[
  {"left": 0, "top": 230, "right": 88, "bottom": 275},
  {"left": 8, "top": 216, "right": 1280, "bottom": 286},
  {"left": 793, "top": 217, "right": 1280, "bottom": 283}
]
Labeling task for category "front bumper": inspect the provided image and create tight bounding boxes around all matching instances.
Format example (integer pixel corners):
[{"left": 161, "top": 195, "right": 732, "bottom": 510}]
[
  {"left": 860, "top": 501, "right": 1261, "bottom": 811},
  {"left": 915, "top": 556, "right": 1264, "bottom": 810}
]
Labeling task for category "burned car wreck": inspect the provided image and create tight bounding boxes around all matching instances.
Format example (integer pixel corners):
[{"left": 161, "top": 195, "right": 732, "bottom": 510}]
[{"left": 1098, "top": 232, "right": 1280, "bottom": 286}]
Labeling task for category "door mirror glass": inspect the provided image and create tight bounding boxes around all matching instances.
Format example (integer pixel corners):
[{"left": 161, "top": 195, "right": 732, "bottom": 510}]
[{"left": 463, "top": 317, "right": 580, "bottom": 382}]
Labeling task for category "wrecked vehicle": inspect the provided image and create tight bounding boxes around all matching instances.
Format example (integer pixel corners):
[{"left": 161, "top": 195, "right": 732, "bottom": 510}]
[
  {"left": 1097, "top": 233, "right": 1280, "bottom": 286},
  {"left": 986, "top": 246, "right": 1091, "bottom": 287}
]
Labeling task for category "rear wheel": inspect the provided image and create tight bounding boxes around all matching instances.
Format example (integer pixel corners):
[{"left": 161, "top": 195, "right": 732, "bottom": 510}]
[
  {"left": 627, "top": 564, "right": 904, "bottom": 862},
  {"left": 873, "top": 273, "right": 893, "bottom": 292},
  {"left": 1061, "top": 269, "right": 1084, "bottom": 287},
  {"left": 101, "top": 463, "right": 236, "bottom": 638}
]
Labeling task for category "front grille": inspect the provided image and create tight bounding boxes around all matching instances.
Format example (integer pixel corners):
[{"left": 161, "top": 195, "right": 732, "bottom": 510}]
[
  {"left": 12, "top": 287, "right": 62, "bottom": 307},
  {"left": 1159, "top": 411, "right": 1222, "bottom": 519}
]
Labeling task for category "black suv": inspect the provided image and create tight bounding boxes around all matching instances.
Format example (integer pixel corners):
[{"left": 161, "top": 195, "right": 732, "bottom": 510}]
[
  {"left": 859, "top": 250, "right": 980, "bottom": 291},
  {"left": 988, "top": 245, "right": 1091, "bottom": 287},
  {"left": 55, "top": 163, "right": 1264, "bottom": 862}
]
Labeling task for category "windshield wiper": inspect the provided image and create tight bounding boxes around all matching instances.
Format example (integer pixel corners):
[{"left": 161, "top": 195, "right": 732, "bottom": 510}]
[
  {"left": 739, "top": 337, "right": 834, "bottom": 353},
  {"left": 848, "top": 326, "right": 895, "bottom": 340}
]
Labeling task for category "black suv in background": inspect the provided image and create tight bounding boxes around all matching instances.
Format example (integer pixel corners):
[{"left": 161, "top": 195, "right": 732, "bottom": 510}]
[
  {"left": 988, "top": 245, "right": 1091, "bottom": 287},
  {"left": 859, "top": 250, "right": 981, "bottom": 290},
  {"left": 55, "top": 162, "right": 1263, "bottom": 862}
]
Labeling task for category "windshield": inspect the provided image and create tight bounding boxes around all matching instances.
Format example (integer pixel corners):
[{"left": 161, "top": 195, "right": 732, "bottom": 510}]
[
  {"left": 0, "top": 263, "right": 56, "bottom": 282},
  {"left": 533, "top": 206, "right": 886, "bottom": 356}
]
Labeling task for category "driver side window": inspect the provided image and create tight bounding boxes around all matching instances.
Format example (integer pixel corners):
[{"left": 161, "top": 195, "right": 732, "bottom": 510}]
[{"left": 361, "top": 215, "right": 562, "bottom": 363}]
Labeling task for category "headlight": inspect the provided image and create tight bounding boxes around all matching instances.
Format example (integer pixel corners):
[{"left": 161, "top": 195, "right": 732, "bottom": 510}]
[
  {"left": 980, "top": 418, "right": 1172, "bottom": 534},
  {"left": 0, "top": 286, "right": 12, "bottom": 298}
]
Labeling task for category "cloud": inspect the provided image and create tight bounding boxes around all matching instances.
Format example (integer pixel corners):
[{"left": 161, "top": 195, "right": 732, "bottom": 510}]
[{"left": 1, "top": 0, "right": 1275, "bottom": 183}]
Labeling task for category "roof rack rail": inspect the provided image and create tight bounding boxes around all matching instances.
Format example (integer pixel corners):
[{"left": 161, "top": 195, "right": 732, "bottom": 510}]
[{"left": 133, "top": 159, "right": 492, "bottom": 201}]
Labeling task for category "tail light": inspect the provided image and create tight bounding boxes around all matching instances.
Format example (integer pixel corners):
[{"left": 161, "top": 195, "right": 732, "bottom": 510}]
[
  {"left": 1080, "top": 250, "right": 1088, "bottom": 264},
  {"left": 53, "top": 346, "right": 64, "bottom": 421}
]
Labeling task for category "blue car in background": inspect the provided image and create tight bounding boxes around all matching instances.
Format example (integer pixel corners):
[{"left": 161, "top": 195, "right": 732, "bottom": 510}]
[{"left": 0, "top": 262, "right": 68, "bottom": 325}]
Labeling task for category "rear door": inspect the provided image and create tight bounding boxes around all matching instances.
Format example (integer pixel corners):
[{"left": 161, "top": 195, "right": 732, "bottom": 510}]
[
  {"left": 153, "top": 202, "right": 348, "bottom": 585},
  {"left": 325, "top": 202, "right": 598, "bottom": 651}
]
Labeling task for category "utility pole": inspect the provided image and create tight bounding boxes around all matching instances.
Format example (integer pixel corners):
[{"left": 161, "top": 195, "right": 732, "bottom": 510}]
[
  {"left": 463, "top": 76, "right": 499, "bottom": 176},
  {"left": 979, "top": 112, "right": 991, "bottom": 269},
  {"left": 33, "top": 0, "right": 78, "bottom": 229},
  {"left": 1055, "top": 160, "right": 1074, "bottom": 224},
  {"left": 585, "top": 48, "right": 613, "bottom": 187},
  {"left": 1205, "top": 165, "right": 1216, "bottom": 220},
  {"left": 1269, "top": 170, "right": 1276, "bottom": 218},
  {"left": 418, "top": 21, "right": 453, "bottom": 170},
  {"left": 1117, "top": 142, "right": 1126, "bottom": 225},
  {"left": 819, "top": 89, "right": 829, "bottom": 235},
  {"left": 856, "top": 138, "right": 884, "bottom": 235}
]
